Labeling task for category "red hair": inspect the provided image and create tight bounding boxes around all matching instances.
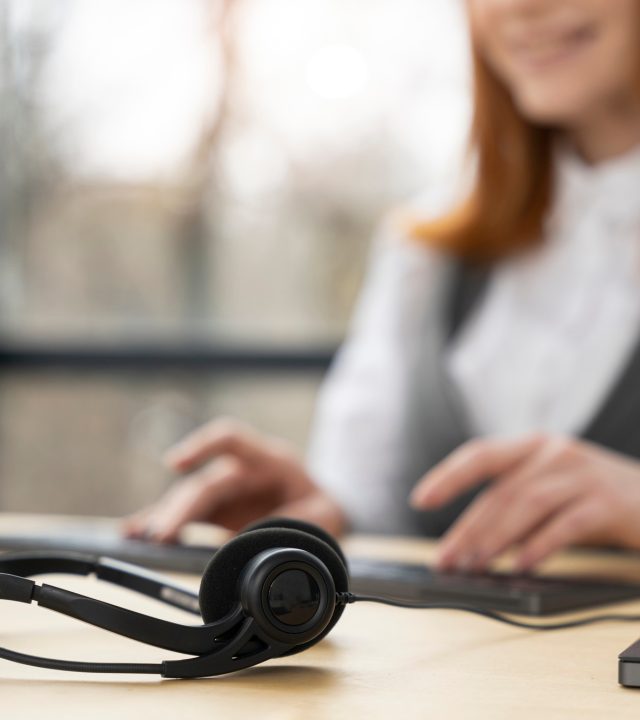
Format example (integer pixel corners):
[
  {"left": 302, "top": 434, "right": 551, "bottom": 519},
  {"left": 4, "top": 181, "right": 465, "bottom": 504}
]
[{"left": 408, "top": 39, "right": 555, "bottom": 263}]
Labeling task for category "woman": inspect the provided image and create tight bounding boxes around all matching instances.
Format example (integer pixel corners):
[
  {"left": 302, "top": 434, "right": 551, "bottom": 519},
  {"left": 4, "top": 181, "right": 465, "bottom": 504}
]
[{"left": 125, "top": 0, "right": 640, "bottom": 573}]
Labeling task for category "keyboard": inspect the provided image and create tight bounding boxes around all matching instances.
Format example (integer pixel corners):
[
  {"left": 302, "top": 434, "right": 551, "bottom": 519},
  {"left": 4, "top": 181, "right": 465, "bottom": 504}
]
[
  {"left": 347, "top": 557, "right": 640, "bottom": 615},
  {"left": 1, "top": 529, "right": 639, "bottom": 616}
]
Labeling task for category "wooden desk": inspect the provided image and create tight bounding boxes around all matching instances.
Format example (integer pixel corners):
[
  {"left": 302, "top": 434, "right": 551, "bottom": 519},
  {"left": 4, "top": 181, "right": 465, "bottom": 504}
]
[{"left": 2, "top": 514, "right": 640, "bottom": 719}]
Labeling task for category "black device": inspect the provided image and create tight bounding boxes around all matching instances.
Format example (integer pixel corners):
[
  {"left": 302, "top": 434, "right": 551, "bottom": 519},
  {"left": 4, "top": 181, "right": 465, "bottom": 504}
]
[
  {"left": 3, "top": 517, "right": 640, "bottom": 679},
  {"left": 2, "top": 526, "right": 640, "bottom": 616},
  {"left": 619, "top": 639, "right": 640, "bottom": 687}
]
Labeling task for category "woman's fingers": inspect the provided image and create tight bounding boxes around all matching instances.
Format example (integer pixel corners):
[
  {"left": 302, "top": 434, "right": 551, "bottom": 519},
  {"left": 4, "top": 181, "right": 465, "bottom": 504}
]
[
  {"left": 121, "top": 508, "right": 154, "bottom": 538},
  {"left": 130, "top": 458, "right": 248, "bottom": 543},
  {"left": 407, "top": 434, "right": 640, "bottom": 569},
  {"left": 164, "top": 419, "right": 262, "bottom": 474},
  {"left": 436, "top": 473, "right": 581, "bottom": 571},
  {"left": 124, "top": 419, "right": 319, "bottom": 541},
  {"left": 515, "top": 498, "right": 608, "bottom": 571},
  {"left": 122, "top": 416, "right": 336, "bottom": 542},
  {"left": 410, "top": 434, "right": 546, "bottom": 509}
]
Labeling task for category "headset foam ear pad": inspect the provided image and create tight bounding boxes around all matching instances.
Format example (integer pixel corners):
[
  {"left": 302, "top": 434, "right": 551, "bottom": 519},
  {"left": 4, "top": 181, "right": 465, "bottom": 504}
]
[
  {"left": 199, "top": 527, "right": 348, "bottom": 652},
  {"left": 239, "top": 517, "right": 347, "bottom": 565}
]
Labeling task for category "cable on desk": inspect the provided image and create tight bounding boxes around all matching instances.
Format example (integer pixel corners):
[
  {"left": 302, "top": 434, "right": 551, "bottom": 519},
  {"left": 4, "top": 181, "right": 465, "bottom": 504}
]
[{"left": 340, "top": 593, "right": 640, "bottom": 631}]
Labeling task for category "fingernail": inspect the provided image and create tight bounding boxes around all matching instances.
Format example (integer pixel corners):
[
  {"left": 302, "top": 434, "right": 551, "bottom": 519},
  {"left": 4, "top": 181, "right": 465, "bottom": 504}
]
[
  {"left": 435, "top": 539, "right": 455, "bottom": 566},
  {"left": 470, "top": 550, "right": 487, "bottom": 572},
  {"left": 409, "top": 494, "right": 422, "bottom": 509},
  {"left": 436, "top": 558, "right": 455, "bottom": 572},
  {"left": 436, "top": 550, "right": 454, "bottom": 570},
  {"left": 514, "top": 555, "right": 532, "bottom": 574},
  {"left": 410, "top": 488, "right": 435, "bottom": 508},
  {"left": 139, "top": 528, "right": 155, "bottom": 541},
  {"left": 456, "top": 553, "right": 476, "bottom": 572},
  {"left": 163, "top": 448, "right": 184, "bottom": 467},
  {"left": 144, "top": 520, "right": 166, "bottom": 542}
]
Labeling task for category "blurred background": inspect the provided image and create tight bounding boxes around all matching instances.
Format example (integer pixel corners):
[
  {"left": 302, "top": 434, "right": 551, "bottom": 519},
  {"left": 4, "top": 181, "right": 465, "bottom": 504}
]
[{"left": 0, "top": 0, "right": 470, "bottom": 517}]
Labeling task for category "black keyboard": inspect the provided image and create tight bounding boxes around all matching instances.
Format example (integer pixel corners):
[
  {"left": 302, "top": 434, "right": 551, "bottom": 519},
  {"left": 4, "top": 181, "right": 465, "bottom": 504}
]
[
  {"left": 1, "top": 529, "right": 639, "bottom": 616},
  {"left": 347, "top": 557, "right": 640, "bottom": 615}
]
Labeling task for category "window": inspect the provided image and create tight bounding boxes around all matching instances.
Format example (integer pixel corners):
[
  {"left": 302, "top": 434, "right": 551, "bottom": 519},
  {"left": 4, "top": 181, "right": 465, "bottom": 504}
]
[{"left": 0, "top": 0, "right": 470, "bottom": 515}]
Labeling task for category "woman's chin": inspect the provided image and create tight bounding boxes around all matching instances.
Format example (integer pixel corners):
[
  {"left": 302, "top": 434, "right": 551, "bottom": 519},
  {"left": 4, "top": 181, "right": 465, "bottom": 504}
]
[{"left": 512, "top": 88, "right": 593, "bottom": 129}]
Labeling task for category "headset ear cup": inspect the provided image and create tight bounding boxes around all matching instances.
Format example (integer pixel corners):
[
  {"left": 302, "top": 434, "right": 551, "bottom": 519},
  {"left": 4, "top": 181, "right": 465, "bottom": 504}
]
[
  {"left": 240, "top": 517, "right": 347, "bottom": 565},
  {"left": 199, "top": 528, "right": 348, "bottom": 655}
]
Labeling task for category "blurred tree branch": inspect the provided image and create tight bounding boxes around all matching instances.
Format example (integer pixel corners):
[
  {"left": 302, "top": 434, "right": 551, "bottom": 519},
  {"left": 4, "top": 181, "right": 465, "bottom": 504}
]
[
  {"left": 0, "top": 4, "right": 62, "bottom": 323},
  {"left": 177, "top": 0, "right": 243, "bottom": 322}
]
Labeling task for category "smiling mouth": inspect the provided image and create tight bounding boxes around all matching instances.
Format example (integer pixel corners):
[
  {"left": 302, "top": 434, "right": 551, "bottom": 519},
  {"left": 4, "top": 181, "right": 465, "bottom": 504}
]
[{"left": 509, "top": 24, "right": 599, "bottom": 70}]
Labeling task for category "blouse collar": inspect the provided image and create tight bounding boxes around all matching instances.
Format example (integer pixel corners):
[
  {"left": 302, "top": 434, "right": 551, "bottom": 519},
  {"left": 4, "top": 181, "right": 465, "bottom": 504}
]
[{"left": 554, "top": 141, "right": 640, "bottom": 227}]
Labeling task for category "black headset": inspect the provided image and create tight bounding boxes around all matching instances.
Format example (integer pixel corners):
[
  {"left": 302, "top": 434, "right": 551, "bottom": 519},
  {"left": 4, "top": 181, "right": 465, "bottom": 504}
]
[{"left": 2, "top": 517, "right": 640, "bottom": 679}]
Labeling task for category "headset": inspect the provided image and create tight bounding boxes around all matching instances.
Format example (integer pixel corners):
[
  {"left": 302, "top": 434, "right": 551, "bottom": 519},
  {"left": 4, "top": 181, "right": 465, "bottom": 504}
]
[{"left": 2, "top": 517, "right": 640, "bottom": 679}]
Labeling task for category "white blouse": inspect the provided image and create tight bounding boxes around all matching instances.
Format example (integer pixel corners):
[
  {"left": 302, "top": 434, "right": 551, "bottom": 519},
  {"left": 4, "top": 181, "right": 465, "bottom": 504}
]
[
  {"left": 448, "top": 146, "right": 640, "bottom": 437},
  {"left": 307, "top": 146, "right": 640, "bottom": 531}
]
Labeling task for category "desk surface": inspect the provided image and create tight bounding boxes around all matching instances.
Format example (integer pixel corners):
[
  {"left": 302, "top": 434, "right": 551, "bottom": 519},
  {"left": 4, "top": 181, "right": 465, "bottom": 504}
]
[{"left": 2, "top": 514, "right": 640, "bottom": 720}]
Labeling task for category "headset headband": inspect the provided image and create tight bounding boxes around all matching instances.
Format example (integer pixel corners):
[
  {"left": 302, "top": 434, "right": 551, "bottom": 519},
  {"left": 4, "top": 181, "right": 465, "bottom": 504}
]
[
  {"left": 2, "top": 531, "right": 640, "bottom": 680},
  {"left": 0, "top": 552, "right": 287, "bottom": 677}
]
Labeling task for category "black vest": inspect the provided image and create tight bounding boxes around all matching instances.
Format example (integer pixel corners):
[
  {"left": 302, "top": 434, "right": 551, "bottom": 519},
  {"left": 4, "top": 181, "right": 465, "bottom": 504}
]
[{"left": 399, "top": 261, "right": 640, "bottom": 537}]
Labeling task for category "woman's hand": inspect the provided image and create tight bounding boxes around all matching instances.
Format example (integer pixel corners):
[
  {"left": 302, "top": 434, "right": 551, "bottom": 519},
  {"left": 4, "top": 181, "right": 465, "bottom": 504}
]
[
  {"left": 123, "top": 418, "right": 346, "bottom": 542},
  {"left": 410, "top": 434, "right": 640, "bottom": 572}
]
